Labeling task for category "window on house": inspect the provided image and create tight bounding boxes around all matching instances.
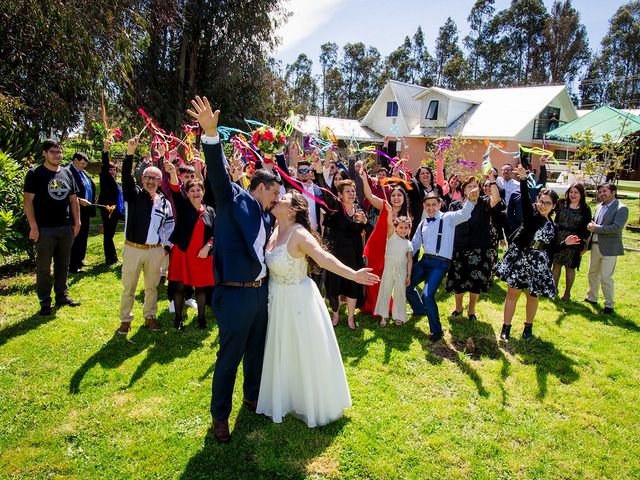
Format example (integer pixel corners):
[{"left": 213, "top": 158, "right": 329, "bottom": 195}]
[
  {"left": 386, "top": 101, "right": 398, "bottom": 117},
  {"left": 426, "top": 100, "right": 439, "bottom": 120},
  {"left": 554, "top": 150, "right": 575, "bottom": 162}
]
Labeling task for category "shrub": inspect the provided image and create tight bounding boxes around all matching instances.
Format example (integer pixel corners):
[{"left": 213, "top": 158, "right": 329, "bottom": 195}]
[{"left": 0, "top": 149, "right": 31, "bottom": 259}]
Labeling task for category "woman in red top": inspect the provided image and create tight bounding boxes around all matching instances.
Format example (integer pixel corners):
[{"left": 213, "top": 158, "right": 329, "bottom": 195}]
[{"left": 165, "top": 161, "right": 215, "bottom": 330}]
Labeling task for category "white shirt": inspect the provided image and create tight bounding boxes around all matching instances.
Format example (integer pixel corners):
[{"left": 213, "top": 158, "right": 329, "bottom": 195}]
[
  {"left": 323, "top": 167, "right": 334, "bottom": 188},
  {"left": 497, "top": 177, "right": 520, "bottom": 206},
  {"left": 411, "top": 201, "right": 473, "bottom": 260},
  {"left": 302, "top": 181, "right": 318, "bottom": 230},
  {"left": 201, "top": 133, "right": 268, "bottom": 280},
  {"left": 254, "top": 217, "right": 267, "bottom": 280},
  {"left": 592, "top": 199, "right": 614, "bottom": 243},
  {"left": 144, "top": 194, "right": 175, "bottom": 246}
]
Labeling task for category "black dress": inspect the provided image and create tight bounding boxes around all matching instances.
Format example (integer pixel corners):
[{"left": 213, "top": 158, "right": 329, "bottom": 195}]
[
  {"left": 323, "top": 206, "right": 366, "bottom": 301},
  {"left": 553, "top": 204, "right": 592, "bottom": 269},
  {"left": 495, "top": 180, "right": 557, "bottom": 298},
  {"left": 445, "top": 196, "right": 501, "bottom": 294}
]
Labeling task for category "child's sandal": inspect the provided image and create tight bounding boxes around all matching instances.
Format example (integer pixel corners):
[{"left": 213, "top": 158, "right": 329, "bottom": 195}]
[
  {"left": 379, "top": 318, "right": 387, "bottom": 327},
  {"left": 394, "top": 319, "right": 403, "bottom": 326}
]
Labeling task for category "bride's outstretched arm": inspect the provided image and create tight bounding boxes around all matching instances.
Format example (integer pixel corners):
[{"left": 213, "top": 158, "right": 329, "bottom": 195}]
[{"left": 292, "top": 228, "right": 379, "bottom": 286}]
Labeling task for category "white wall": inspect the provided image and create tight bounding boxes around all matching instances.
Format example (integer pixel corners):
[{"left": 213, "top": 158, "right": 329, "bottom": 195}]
[{"left": 362, "top": 86, "right": 411, "bottom": 136}]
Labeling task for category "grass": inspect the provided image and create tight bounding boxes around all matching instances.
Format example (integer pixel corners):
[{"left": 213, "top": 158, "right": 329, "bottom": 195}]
[{"left": 1, "top": 222, "right": 640, "bottom": 479}]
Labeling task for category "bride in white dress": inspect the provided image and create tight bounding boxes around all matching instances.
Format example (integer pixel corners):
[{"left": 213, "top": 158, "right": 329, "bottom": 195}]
[{"left": 257, "top": 191, "right": 379, "bottom": 427}]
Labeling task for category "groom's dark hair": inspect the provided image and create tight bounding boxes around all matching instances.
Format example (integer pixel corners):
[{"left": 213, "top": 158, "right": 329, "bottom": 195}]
[{"left": 250, "top": 169, "right": 282, "bottom": 191}]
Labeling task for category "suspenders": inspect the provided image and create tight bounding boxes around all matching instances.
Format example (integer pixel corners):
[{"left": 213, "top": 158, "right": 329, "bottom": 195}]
[{"left": 419, "top": 218, "right": 444, "bottom": 255}]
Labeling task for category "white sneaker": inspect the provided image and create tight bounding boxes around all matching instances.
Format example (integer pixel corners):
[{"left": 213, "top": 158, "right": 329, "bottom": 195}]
[
  {"left": 169, "top": 300, "right": 175, "bottom": 313},
  {"left": 185, "top": 298, "right": 198, "bottom": 309}
]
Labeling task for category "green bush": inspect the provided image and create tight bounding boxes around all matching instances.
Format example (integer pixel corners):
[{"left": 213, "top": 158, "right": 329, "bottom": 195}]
[{"left": 0, "top": 149, "right": 30, "bottom": 258}]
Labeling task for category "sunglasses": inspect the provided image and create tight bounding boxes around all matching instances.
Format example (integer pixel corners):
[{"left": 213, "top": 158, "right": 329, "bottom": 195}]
[{"left": 297, "top": 168, "right": 311, "bottom": 174}]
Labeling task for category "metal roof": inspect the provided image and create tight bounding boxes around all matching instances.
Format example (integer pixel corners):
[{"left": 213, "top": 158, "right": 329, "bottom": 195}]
[
  {"left": 295, "top": 115, "right": 382, "bottom": 142},
  {"left": 546, "top": 106, "right": 640, "bottom": 144},
  {"left": 387, "top": 80, "right": 428, "bottom": 133}
]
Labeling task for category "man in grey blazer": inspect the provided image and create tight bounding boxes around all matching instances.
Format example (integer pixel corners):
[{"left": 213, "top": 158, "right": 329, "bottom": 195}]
[{"left": 584, "top": 183, "right": 629, "bottom": 314}]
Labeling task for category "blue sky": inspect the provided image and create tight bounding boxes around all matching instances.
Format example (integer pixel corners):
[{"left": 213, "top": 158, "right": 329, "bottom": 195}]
[{"left": 274, "top": 0, "right": 626, "bottom": 73}]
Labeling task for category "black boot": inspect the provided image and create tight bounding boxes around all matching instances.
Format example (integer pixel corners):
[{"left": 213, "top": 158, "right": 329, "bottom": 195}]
[
  {"left": 174, "top": 317, "right": 184, "bottom": 331},
  {"left": 500, "top": 324, "right": 511, "bottom": 340},
  {"left": 198, "top": 317, "right": 207, "bottom": 329},
  {"left": 522, "top": 322, "right": 533, "bottom": 339}
]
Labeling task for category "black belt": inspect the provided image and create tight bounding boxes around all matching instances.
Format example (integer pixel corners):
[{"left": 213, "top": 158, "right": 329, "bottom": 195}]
[
  {"left": 422, "top": 253, "right": 449, "bottom": 261},
  {"left": 220, "top": 279, "right": 266, "bottom": 288}
]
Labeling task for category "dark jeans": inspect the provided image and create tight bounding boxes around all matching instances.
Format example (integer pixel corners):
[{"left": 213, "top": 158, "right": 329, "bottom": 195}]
[
  {"left": 406, "top": 255, "right": 450, "bottom": 336},
  {"left": 35, "top": 226, "right": 74, "bottom": 306},
  {"left": 101, "top": 211, "right": 122, "bottom": 263},
  {"left": 69, "top": 208, "right": 91, "bottom": 270},
  {"left": 210, "top": 283, "right": 268, "bottom": 421}
]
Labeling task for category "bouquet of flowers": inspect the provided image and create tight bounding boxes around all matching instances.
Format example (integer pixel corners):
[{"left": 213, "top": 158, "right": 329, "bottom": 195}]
[
  {"left": 251, "top": 126, "right": 286, "bottom": 157},
  {"left": 91, "top": 121, "right": 122, "bottom": 144}
]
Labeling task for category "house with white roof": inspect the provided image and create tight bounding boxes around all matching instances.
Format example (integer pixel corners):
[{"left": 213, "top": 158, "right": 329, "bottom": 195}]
[{"left": 360, "top": 80, "right": 579, "bottom": 172}]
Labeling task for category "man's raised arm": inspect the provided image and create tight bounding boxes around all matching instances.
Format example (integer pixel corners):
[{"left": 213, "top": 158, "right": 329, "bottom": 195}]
[{"left": 187, "top": 96, "right": 232, "bottom": 205}]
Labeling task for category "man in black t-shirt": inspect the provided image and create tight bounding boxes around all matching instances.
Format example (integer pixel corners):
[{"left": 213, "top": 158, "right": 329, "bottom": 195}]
[{"left": 24, "top": 139, "right": 81, "bottom": 315}]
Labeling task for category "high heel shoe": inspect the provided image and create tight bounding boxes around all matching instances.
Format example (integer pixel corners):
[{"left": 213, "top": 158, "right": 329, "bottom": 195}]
[{"left": 347, "top": 318, "right": 356, "bottom": 330}]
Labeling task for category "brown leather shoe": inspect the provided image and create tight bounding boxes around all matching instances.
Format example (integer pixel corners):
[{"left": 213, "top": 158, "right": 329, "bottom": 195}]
[
  {"left": 211, "top": 419, "right": 230, "bottom": 443},
  {"left": 243, "top": 397, "right": 258, "bottom": 413},
  {"left": 117, "top": 322, "right": 131, "bottom": 335},
  {"left": 144, "top": 317, "right": 161, "bottom": 331}
]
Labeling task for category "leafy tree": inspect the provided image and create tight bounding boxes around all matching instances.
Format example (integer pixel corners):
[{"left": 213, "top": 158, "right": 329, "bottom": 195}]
[
  {"left": 442, "top": 52, "right": 472, "bottom": 90},
  {"left": 500, "top": 0, "right": 549, "bottom": 85},
  {"left": 384, "top": 37, "right": 413, "bottom": 84},
  {"left": 542, "top": 0, "right": 590, "bottom": 85},
  {"left": 341, "top": 43, "right": 367, "bottom": 118},
  {"left": 0, "top": 0, "right": 146, "bottom": 135},
  {"left": 325, "top": 68, "right": 345, "bottom": 117},
  {"left": 285, "top": 54, "right": 318, "bottom": 115},
  {"left": 319, "top": 43, "right": 339, "bottom": 115},
  {"left": 435, "top": 18, "right": 463, "bottom": 86},
  {"left": 464, "top": 0, "right": 496, "bottom": 86},
  {"left": 129, "top": 0, "right": 289, "bottom": 130},
  {"left": 581, "top": 1, "right": 640, "bottom": 109}
]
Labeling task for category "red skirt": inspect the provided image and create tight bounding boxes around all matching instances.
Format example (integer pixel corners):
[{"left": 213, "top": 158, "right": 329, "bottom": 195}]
[
  {"left": 361, "top": 202, "right": 389, "bottom": 315},
  {"left": 168, "top": 218, "right": 215, "bottom": 287}
]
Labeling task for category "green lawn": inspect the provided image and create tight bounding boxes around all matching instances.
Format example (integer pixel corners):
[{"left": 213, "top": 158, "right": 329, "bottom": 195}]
[{"left": 1, "top": 224, "right": 640, "bottom": 479}]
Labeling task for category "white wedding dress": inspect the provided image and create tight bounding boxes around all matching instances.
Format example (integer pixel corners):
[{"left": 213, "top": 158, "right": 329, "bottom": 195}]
[{"left": 257, "top": 227, "right": 351, "bottom": 427}]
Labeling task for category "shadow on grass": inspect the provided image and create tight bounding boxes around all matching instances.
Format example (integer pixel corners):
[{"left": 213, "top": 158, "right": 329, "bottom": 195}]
[
  {"left": 502, "top": 335, "right": 580, "bottom": 400},
  {"left": 338, "top": 312, "right": 414, "bottom": 366},
  {"left": 410, "top": 316, "right": 509, "bottom": 400},
  {"left": 0, "top": 310, "right": 57, "bottom": 348},
  {"left": 550, "top": 297, "right": 640, "bottom": 332},
  {"left": 69, "top": 311, "right": 212, "bottom": 393},
  {"left": 449, "top": 317, "right": 511, "bottom": 403},
  {"left": 180, "top": 408, "right": 348, "bottom": 479}
]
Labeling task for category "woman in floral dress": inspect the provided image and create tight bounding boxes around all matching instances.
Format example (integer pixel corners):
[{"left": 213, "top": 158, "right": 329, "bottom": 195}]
[{"left": 495, "top": 165, "right": 580, "bottom": 340}]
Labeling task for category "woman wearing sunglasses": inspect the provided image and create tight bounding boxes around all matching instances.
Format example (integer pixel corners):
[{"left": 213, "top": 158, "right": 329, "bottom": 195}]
[{"left": 495, "top": 164, "right": 580, "bottom": 340}]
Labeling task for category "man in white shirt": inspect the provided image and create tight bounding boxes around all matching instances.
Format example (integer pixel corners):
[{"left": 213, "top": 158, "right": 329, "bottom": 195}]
[
  {"left": 407, "top": 190, "right": 478, "bottom": 341},
  {"left": 496, "top": 163, "right": 519, "bottom": 206}
]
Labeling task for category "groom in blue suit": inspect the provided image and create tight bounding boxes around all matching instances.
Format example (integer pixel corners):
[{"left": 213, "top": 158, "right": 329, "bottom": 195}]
[{"left": 188, "top": 97, "right": 282, "bottom": 443}]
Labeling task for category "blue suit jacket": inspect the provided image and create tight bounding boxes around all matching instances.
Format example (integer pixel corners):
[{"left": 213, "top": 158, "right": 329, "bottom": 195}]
[{"left": 204, "top": 142, "right": 272, "bottom": 283}]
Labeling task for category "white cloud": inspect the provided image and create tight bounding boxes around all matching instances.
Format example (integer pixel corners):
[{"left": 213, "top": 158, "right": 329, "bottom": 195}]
[{"left": 275, "top": 0, "right": 348, "bottom": 56}]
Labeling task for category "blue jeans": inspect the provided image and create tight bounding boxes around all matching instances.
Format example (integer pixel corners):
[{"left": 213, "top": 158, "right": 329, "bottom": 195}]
[{"left": 406, "top": 255, "right": 450, "bottom": 335}]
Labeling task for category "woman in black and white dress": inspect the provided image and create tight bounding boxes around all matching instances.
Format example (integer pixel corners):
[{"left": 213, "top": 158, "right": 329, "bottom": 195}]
[{"left": 495, "top": 165, "right": 580, "bottom": 340}]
